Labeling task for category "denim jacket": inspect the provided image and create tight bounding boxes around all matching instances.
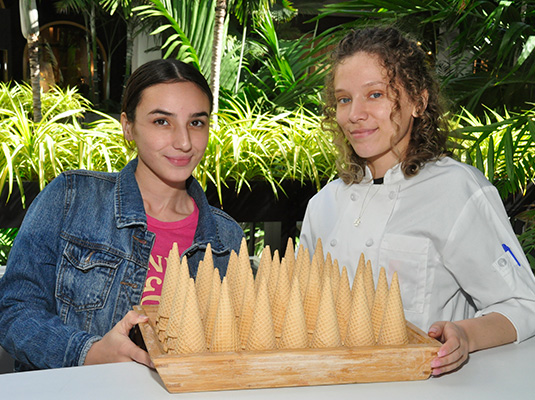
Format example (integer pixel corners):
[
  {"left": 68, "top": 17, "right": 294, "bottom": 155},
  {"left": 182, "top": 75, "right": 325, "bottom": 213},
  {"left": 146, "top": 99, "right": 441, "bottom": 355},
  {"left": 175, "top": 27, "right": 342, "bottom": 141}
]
[{"left": 0, "top": 159, "right": 244, "bottom": 371}]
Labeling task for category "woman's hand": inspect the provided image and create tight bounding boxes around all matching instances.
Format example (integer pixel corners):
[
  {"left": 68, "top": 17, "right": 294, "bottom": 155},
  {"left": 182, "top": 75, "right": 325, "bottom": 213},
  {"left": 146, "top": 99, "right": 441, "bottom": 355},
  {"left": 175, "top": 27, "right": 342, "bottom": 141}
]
[
  {"left": 84, "top": 311, "right": 153, "bottom": 368},
  {"left": 427, "top": 321, "right": 469, "bottom": 376},
  {"left": 428, "top": 313, "right": 516, "bottom": 376}
]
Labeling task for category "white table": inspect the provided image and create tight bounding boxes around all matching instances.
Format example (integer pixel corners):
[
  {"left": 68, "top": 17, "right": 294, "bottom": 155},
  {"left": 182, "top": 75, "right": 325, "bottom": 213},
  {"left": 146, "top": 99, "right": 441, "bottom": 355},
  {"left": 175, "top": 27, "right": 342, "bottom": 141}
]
[{"left": 0, "top": 338, "right": 532, "bottom": 400}]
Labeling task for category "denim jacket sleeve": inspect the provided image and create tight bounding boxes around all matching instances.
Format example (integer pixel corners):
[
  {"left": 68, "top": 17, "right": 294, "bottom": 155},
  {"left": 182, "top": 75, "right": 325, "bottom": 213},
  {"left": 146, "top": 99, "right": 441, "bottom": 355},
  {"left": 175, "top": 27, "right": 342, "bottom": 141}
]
[{"left": 0, "top": 174, "right": 101, "bottom": 369}]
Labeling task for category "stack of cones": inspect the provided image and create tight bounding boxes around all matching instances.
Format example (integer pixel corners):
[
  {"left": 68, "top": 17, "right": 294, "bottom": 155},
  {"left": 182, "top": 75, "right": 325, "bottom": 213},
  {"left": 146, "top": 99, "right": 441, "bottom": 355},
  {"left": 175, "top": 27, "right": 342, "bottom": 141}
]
[{"left": 148, "top": 238, "right": 409, "bottom": 354}]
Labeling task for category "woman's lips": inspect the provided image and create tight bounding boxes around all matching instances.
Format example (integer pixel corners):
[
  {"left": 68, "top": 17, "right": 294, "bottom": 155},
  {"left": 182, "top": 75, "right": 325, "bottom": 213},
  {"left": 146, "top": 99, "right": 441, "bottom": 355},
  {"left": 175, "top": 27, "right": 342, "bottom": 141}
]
[
  {"left": 165, "top": 155, "right": 192, "bottom": 167},
  {"left": 349, "top": 127, "right": 377, "bottom": 139}
]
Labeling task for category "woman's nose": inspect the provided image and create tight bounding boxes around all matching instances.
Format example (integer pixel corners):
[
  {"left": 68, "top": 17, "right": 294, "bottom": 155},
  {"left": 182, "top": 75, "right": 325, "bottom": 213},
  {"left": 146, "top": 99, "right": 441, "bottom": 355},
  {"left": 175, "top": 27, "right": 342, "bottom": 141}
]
[
  {"left": 172, "top": 126, "right": 192, "bottom": 151},
  {"left": 348, "top": 100, "right": 367, "bottom": 123}
]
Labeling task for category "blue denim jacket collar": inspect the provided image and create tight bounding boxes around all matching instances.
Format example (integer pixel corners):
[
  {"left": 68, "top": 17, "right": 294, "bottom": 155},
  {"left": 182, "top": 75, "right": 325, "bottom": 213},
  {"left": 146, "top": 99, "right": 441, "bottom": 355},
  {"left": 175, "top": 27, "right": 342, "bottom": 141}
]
[
  {"left": 115, "top": 159, "right": 148, "bottom": 229},
  {"left": 115, "top": 158, "right": 226, "bottom": 253}
]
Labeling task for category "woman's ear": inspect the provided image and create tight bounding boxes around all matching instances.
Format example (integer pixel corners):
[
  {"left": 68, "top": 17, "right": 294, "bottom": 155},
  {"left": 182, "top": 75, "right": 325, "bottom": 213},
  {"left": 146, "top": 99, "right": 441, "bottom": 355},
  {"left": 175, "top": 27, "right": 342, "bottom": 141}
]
[
  {"left": 412, "top": 90, "right": 429, "bottom": 118},
  {"left": 121, "top": 112, "right": 133, "bottom": 141}
]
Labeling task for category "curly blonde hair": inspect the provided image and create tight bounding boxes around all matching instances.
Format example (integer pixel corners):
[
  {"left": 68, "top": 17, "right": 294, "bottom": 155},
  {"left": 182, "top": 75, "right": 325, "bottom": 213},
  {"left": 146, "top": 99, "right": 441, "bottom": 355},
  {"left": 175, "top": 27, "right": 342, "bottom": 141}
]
[{"left": 323, "top": 27, "right": 449, "bottom": 184}]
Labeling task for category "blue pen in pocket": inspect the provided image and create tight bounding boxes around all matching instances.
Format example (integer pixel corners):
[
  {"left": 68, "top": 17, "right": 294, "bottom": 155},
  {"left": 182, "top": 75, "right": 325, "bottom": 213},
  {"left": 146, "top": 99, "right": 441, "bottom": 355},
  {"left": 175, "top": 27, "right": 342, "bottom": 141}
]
[{"left": 502, "top": 244, "right": 521, "bottom": 267}]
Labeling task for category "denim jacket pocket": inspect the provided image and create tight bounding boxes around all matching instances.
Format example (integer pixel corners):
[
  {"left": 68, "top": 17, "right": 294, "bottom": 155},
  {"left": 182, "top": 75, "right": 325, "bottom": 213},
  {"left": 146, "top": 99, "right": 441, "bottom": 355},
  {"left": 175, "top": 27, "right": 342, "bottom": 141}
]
[{"left": 56, "top": 243, "right": 121, "bottom": 311}]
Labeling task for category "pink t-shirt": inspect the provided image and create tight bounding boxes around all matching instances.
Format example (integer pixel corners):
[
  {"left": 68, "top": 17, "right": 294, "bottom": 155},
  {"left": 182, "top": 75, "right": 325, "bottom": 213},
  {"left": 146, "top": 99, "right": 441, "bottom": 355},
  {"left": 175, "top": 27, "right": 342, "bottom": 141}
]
[{"left": 141, "top": 201, "right": 199, "bottom": 305}]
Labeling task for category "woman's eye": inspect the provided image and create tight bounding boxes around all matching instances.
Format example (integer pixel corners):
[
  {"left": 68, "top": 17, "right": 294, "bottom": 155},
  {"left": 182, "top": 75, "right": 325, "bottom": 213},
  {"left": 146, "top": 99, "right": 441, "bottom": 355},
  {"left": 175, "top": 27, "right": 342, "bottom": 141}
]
[
  {"left": 190, "top": 119, "right": 205, "bottom": 127},
  {"left": 337, "top": 97, "right": 351, "bottom": 105},
  {"left": 154, "top": 118, "right": 168, "bottom": 126},
  {"left": 370, "top": 92, "right": 382, "bottom": 99}
]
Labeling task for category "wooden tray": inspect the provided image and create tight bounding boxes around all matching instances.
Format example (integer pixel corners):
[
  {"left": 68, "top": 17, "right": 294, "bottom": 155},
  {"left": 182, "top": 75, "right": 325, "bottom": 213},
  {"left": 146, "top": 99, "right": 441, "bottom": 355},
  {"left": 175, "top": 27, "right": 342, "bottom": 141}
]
[{"left": 134, "top": 304, "right": 441, "bottom": 393}]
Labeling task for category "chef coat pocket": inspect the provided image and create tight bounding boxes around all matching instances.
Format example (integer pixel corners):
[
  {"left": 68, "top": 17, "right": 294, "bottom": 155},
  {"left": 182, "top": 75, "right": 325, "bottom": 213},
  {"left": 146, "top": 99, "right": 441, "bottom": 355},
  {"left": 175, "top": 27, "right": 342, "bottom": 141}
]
[
  {"left": 379, "top": 234, "right": 429, "bottom": 314},
  {"left": 56, "top": 242, "right": 121, "bottom": 311}
]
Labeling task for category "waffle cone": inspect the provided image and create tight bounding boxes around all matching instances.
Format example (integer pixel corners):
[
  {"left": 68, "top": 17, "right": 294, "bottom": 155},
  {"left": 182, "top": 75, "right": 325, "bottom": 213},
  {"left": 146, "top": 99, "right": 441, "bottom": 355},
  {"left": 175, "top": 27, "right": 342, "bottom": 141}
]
[
  {"left": 210, "top": 278, "right": 239, "bottom": 352},
  {"left": 303, "top": 253, "right": 321, "bottom": 334},
  {"left": 322, "top": 253, "right": 333, "bottom": 293},
  {"left": 364, "top": 260, "right": 375, "bottom": 312},
  {"left": 165, "top": 256, "right": 191, "bottom": 339},
  {"left": 331, "top": 259, "right": 341, "bottom": 301},
  {"left": 234, "top": 238, "right": 250, "bottom": 316},
  {"left": 225, "top": 250, "right": 239, "bottom": 316},
  {"left": 267, "top": 250, "right": 280, "bottom": 304},
  {"left": 157, "top": 317, "right": 169, "bottom": 342},
  {"left": 345, "top": 273, "right": 375, "bottom": 347},
  {"left": 310, "top": 276, "right": 341, "bottom": 348},
  {"left": 371, "top": 267, "right": 388, "bottom": 341},
  {"left": 255, "top": 245, "right": 272, "bottom": 293},
  {"left": 313, "top": 238, "right": 324, "bottom": 279},
  {"left": 175, "top": 278, "right": 206, "bottom": 354},
  {"left": 272, "top": 258, "right": 291, "bottom": 338},
  {"left": 246, "top": 280, "right": 276, "bottom": 351},
  {"left": 196, "top": 243, "right": 214, "bottom": 318},
  {"left": 284, "top": 237, "right": 296, "bottom": 281},
  {"left": 157, "top": 243, "right": 181, "bottom": 321},
  {"left": 351, "top": 254, "right": 365, "bottom": 300},
  {"left": 238, "top": 270, "right": 256, "bottom": 349},
  {"left": 336, "top": 266, "right": 352, "bottom": 342},
  {"left": 279, "top": 274, "right": 308, "bottom": 349},
  {"left": 296, "top": 245, "right": 310, "bottom": 300},
  {"left": 377, "top": 272, "right": 409, "bottom": 345},
  {"left": 204, "top": 268, "right": 221, "bottom": 349}
]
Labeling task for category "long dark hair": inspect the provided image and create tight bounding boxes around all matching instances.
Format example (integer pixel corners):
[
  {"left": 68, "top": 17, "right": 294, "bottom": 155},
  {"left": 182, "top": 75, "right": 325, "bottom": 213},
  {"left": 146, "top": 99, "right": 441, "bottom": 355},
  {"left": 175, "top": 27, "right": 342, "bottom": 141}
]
[
  {"left": 121, "top": 59, "right": 213, "bottom": 123},
  {"left": 323, "top": 27, "right": 449, "bottom": 184}
]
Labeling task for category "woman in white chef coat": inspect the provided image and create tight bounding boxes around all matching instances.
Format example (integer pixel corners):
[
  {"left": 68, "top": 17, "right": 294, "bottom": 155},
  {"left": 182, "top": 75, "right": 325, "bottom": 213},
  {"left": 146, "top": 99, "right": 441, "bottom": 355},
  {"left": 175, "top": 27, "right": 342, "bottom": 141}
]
[{"left": 299, "top": 26, "right": 535, "bottom": 376}]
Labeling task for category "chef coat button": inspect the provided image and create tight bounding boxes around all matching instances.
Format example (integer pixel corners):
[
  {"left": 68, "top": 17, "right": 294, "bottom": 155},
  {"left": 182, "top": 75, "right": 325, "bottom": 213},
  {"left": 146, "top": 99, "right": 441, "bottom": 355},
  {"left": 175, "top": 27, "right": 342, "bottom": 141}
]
[
  {"left": 365, "top": 239, "right": 374, "bottom": 247},
  {"left": 389, "top": 191, "right": 396, "bottom": 200},
  {"left": 498, "top": 258, "right": 507, "bottom": 267},
  {"left": 330, "top": 239, "right": 337, "bottom": 247},
  {"left": 350, "top": 193, "right": 357, "bottom": 201}
]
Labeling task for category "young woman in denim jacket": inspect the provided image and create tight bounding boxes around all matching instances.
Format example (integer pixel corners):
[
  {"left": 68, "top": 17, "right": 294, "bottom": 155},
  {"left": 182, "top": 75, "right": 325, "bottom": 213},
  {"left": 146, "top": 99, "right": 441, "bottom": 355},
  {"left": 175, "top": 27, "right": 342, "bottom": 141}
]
[{"left": 0, "top": 59, "right": 244, "bottom": 371}]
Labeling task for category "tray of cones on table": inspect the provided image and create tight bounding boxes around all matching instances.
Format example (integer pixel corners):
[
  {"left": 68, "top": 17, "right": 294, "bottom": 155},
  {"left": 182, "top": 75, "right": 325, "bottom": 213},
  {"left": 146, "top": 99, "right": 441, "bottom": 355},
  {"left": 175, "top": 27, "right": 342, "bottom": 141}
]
[{"left": 134, "top": 238, "right": 441, "bottom": 394}]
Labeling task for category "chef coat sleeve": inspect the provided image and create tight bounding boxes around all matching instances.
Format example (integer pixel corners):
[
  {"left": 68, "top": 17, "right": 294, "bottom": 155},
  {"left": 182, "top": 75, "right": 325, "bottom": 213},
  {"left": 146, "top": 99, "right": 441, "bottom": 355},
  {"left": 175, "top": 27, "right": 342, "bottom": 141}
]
[{"left": 442, "top": 185, "right": 535, "bottom": 342}]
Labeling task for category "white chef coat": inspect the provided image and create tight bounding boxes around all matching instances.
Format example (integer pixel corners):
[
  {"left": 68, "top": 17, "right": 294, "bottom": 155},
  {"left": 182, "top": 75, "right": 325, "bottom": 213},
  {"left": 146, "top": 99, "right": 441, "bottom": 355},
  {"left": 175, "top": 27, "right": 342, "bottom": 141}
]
[{"left": 300, "top": 157, "right": 535, "bottom": 342}]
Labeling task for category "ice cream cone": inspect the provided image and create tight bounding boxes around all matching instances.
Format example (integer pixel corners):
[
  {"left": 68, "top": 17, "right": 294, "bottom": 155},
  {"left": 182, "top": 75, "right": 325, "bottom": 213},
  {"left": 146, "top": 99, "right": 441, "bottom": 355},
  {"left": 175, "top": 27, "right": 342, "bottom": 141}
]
[
  {"left": 336, "top": 266, "right": 352, "bottom": 342},
  {"left": 296, "top": 245, "right": 310, "bottom": 300},
  {"left": 279, "top": 274, "right": 308, "bottom": 349},
  {"left": 345, "top": 273, "right": 375, "bottom": 347},
  {"left": 377, "top": 272, "right": 409, "bottom": 345},
  {"left": 303, "top": 252, "right": 321, "bottom": 335},
  {"left": 157, "top": 242, "right": 181, "bottom": 323},
  {"left": 235, "top": 238, "right": 250, "bottom": 310},
  {"left": 284, "top": 237, "right": 296, "bottom": 281},
  {"left": 238, "top": 270, "right": 256, "bottom": 349},
  {"left": 331, "top": 258, "right": 340, "bottom": 302},
  {"left": 175, "top": 278, "right": 206, "bottom": 354},
  {"left": 310, "top": 276, "right": 341, "bottom": 348},
  {"left": 371, "top": 267, "right": 388, "bottom": 341},
  {"left": 165, "top": 256, "right": 191, "bottom": 341},
  {"left": 225, "top": 249, "right": 238, "bottom": 289},
  {"left": 255, "top": 245, "right": 272, "bottom": 293},
  {"left": 364, "top": 260, "right": 375, "bottom": 312},
  {"left": 351, "top": 254, "right": 365, "bottom": 299},
  {"left": 225, "top": 250, "right": 239, "bottom": 316},
  {"left": 322, "top": 251, "right": 331, "bottom": 278},
  {"left": 272, "top": 258, "right": 291, "bottom": 338},
  {"left": 210, "top": 278, "right": 239, "bottom": 352},
  {"left": 268, "top": 250, "right": 280, "bottom": 305},
  {"left": 246, "top": 279, "right": 276, "bottom": 351},
  {"left": 196, "top": 243, "right": 215, "bottom": 318},
  {"left": 312, "top": 238, "right": 325, "bottom": 281},
  {"left": 204, "top": 268, "right": 221, "bottom": 349}
]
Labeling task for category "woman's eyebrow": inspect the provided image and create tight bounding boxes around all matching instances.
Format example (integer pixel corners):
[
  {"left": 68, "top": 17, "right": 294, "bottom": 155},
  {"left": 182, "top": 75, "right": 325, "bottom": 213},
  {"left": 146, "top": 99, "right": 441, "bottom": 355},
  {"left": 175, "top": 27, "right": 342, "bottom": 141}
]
[
  {"left": 191, "top": 111, "right": 209, "bottom": 118},
  {"left": 148, "top": 108, "right": 174, "bottom": 116},
  {"left": 147, "top": 110, "right": 209, "bottom": 118}
]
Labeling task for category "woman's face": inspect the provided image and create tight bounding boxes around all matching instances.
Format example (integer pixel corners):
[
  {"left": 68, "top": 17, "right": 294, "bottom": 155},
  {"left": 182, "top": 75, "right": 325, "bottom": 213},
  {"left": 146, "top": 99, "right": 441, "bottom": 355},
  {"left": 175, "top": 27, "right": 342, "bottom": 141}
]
[
  {"left": 122, "top": 81, "right": 210, "bottom": 189},
  {"left": 334, "top": 51, "right": 418, "bottom": 178}
]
